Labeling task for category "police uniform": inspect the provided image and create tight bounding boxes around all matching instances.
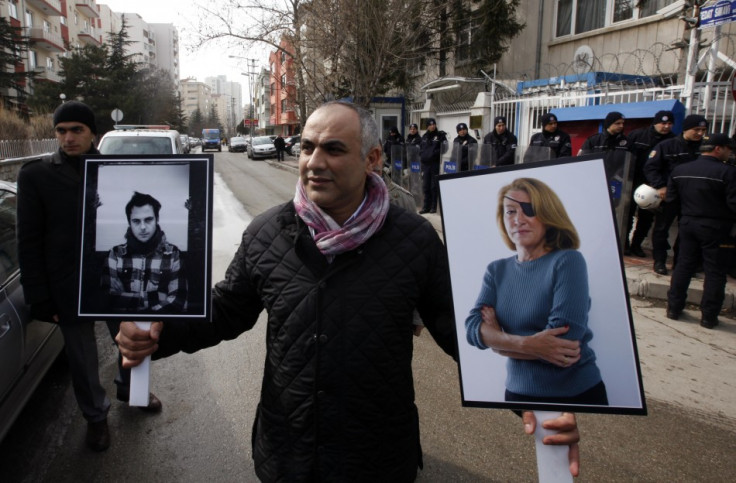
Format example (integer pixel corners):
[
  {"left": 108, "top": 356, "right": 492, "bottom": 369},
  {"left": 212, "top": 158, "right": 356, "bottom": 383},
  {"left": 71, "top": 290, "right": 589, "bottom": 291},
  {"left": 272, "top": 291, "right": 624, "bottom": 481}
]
[
  {"left": 452, "top": 122, "right": 478, "bottom": 171},
  {"left": 644, "top": 116, "right": 707, "bottom": 273},
  {"left": 625, "top": 112, "right": 677, "bottom": 256},
  {"left": 482, "top": 116, "right": 517, "bottom": 166},
  {"left": 418, "top": 119, "right": 447, "bottom": 213},
  {"left": 527, "top": 113, "right": 572, "bottom": 161},
  {"left": 665, "top": 133, "right": 736, "bottom": 328}
]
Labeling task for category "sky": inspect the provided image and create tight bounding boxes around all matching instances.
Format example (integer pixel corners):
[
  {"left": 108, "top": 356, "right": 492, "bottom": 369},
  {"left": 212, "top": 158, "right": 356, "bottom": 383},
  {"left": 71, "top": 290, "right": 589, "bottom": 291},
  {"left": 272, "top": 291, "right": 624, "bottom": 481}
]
[{"left": 98, "top": 0, "right": 266, "bottom": 88}]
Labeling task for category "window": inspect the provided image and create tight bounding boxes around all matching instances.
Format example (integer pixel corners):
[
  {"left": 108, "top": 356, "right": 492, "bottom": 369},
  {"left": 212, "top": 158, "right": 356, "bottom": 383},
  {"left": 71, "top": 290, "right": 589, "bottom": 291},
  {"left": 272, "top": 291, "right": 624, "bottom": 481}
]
[
  {"left": 281, "top": 74, "right": 286, "bottom": 88},
  {"left": 25, "top": 9, "right": 33, "bottom": 28},
  {"left": 281, "top": 100, "right": 287, "bottom": 112},
  {"left": 281, "top": 51, "right": 286, "bottom": 64},
  {"left": 28, "top": 50, "right": 37, "bottom": 69},
  {"left": 9, "top": 1, "right": 18, "bottom": 19},
  {"left": 46, "top": 57, "right": 53, "bottom": 70},
  {"left": 455, "top": 21, "right": 474, "bottom": 63},
  {"left": 270, "top": 82, "right": 275, "bottom": 95},
  {"left": 0, "top": 189, "right": 19, "bottom": 285},
  {"left": 60, "top": 16, "right": 66, "bottom": 26},
  {"left": 556, "top": 0, "right": 677, "bottom": 37},
  {"left": 43, "top": 20, "right": 51, "bottom": 33}
]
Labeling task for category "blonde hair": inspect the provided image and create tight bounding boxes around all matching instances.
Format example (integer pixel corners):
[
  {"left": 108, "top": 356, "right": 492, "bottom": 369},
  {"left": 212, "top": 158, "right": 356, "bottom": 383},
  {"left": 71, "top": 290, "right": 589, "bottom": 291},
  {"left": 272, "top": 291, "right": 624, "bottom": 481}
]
[{"left": 496, "top": 178, "right": 580, "bottom": 251}]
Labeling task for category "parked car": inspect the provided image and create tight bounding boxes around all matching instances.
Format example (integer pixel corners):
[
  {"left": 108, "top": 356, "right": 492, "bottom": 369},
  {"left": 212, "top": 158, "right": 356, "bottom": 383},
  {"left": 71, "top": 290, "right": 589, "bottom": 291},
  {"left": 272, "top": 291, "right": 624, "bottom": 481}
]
[
  {"left": 0, "top": 180, "right": 64, "bottom": 442},
  {"left": 98, "top": 126, "right": 185, "bottom": 155},
  {"left": 285, "top": 135, "right": 301, "bottom": 155},
  {"left": 179, "top": 134, "right": 191, "bottom": 153},
  {"left": 229, "top": 137, "right": 248, "bottom": 153},
  {"left": 247, "top": 136, "right": 277, "bottom": 159}
]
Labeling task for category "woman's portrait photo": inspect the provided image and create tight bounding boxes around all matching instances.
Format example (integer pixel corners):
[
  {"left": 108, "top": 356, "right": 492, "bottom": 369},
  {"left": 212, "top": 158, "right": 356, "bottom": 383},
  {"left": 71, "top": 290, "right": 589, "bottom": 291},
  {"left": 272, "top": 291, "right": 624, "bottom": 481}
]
[
  {"left": 76, "top": 156, "right": 213, "bottom": 322},
  {"left": 439, "top": 158, "right": 645, "bottom": 414}
]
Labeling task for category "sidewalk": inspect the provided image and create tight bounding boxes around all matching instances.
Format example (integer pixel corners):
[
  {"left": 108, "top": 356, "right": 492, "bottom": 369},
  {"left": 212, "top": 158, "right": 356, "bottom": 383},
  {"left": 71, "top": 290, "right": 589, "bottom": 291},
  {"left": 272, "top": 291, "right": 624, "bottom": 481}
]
[{"left": 266, "top": 157, "right": 736, "bottom": 312}]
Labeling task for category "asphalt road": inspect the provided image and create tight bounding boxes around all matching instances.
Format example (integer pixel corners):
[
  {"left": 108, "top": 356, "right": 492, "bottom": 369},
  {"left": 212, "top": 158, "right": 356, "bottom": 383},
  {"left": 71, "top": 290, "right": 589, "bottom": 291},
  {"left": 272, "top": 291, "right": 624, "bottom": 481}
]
[{"left": 2, "top": 151, "right": 734, "bottom": 482}]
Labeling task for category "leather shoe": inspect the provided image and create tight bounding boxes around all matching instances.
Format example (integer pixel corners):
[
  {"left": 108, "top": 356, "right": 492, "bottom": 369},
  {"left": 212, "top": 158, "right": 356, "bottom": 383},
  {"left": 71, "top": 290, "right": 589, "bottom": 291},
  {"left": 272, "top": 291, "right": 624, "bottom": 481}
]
[
  {"left": 86, "top": 419, "right": 110, "bottom": 452},
  {"left": 117, "top": 390, "right": 163, "bottom": 413},
  {"left": 429, "top": 209, "right": 437, "bottom": 213},
  {"left": 700, "top": 317, "right": 719, "bottom": 329},
  {"left": 418, "top": 209, "right": 429, "bottom": 214},
  {"left": 653, "top": 262, "right": 668, "bottom": 275},
  {"left": 665, "top": 309, "right": 680, "bottom": 320},
  {"left": 630, "top": 246, "right": 646, "bottom": 258}
]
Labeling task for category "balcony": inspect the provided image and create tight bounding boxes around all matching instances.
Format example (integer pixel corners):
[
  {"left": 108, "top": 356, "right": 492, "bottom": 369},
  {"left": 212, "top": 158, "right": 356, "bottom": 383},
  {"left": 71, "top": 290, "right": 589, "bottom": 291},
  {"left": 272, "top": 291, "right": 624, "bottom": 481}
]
[
  {"left": 76, "top": 0, "right": 99, "bottom": 18},
  {"left": 77, "top": 27, "right": 101, "bottom": 46},
  {"left": 28, "top": 28, "right": 65, "bottom": 53},
  {"left": 26, "top": 0, "right": 63, "bottom": 16},
  {"left": 33, "top": 66, "right": 62, "bottom": 83}
]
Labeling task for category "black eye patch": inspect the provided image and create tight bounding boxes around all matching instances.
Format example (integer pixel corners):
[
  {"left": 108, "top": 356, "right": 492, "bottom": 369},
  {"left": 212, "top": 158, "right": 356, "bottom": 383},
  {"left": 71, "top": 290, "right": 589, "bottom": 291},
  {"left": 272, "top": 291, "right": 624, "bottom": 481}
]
[{"left": 504, "top": 196, "right": 535, "bottom": 217}]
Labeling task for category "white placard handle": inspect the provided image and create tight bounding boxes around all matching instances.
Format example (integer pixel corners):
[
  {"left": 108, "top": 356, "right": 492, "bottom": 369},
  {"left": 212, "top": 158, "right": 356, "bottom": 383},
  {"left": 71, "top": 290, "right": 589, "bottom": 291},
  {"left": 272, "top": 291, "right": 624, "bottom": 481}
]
[
  {"left": 534, "top": 411, "right": 573, "bottom": 483},
  {"left": 128, "top": 321, "right": 152, "bottom": 407}
]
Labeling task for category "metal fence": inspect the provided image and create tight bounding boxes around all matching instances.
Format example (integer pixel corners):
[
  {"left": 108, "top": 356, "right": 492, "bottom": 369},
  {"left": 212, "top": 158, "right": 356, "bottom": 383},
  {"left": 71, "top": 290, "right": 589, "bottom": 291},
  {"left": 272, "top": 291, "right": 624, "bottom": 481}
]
[
  {"left": 0, "top": 139, "right": 57, "bottom": 160},
  {"left": 495, "top": 80, "right": 736, "bottom": 160}
]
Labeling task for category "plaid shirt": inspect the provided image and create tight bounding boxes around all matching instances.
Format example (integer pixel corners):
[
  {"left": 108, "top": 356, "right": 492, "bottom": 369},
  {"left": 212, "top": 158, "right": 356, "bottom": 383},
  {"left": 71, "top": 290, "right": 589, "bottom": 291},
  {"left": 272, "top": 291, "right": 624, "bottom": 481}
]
[{"left": 101, "top": 233, "right": 187, "bottom": 313}]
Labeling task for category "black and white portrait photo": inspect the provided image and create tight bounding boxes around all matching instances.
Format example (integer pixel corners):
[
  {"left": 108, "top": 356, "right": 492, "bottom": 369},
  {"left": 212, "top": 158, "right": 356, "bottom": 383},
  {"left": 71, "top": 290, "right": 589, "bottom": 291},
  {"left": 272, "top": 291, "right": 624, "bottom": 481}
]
[
  {"left": 439, "top": 157, "right": 646, "bottom": 415},
  {"left": 77, "top": 155, "right": 213, "bottom": 322}
]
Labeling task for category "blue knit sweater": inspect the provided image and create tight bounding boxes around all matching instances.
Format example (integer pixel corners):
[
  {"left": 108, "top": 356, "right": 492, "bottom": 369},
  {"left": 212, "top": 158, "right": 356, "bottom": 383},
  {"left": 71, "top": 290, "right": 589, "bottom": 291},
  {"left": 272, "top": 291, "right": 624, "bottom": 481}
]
[{"left": 465, "top": 249, "right": 602, "bottom": 398}]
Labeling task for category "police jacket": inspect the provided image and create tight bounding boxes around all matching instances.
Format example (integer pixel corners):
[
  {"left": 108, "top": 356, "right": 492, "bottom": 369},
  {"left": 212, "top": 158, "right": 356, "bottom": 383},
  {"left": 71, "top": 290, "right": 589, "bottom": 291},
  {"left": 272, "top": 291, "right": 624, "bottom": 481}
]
[
  {"left": 405, "top": 133, "right": 421, "bottom": 145},
  {"left": 580, "top": 131, "right": 629, "bottom": 154},
  {"left": 644, "top": 135, "right": 701, "bottom": 189},
  {"left": 666, "top": 155, "right": 736, "bottom": 228},
  {"left": 419, "top": 130, "right": 448, "bottom": 165},
  {"left": 483, "top": 130, "right": 517, "bottom": 166},
  {"left": 528, "top": 129, "right": 572, "bottom": 158},
  {"left": 153, "top": 201, "right": 457, "bottom": 481},
  {"left": 17, "top": 147, "right": 99, "bottom": 324},
  {"left": 627, "top": 126, "right": 675, "bottom": 185},
  {"left": 452, "top": 133, "right": 478, "bottom": 170}
]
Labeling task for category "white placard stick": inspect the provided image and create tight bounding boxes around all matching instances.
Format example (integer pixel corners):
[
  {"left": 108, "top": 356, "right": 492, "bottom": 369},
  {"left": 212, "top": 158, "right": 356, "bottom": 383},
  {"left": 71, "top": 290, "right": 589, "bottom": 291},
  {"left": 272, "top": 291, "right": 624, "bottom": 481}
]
[
  {"left": 128, "top": 321, "right": 152, "bottom": 407},
  {"left": 534, "top": 411, "right": 573, "bottom": 483}
]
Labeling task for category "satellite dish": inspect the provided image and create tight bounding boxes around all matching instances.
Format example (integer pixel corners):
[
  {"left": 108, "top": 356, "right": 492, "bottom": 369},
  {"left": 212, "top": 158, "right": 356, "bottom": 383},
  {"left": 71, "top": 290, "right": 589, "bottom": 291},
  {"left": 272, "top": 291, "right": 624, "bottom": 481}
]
[{"left": 573, "top": 45, "right": 594, "bottom": 74}]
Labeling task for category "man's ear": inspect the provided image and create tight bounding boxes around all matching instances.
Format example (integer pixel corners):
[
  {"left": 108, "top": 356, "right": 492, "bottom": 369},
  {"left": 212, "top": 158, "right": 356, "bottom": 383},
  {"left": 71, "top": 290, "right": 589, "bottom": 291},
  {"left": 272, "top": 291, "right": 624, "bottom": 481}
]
[{"left": 365, "top": 145, "right": 382, "bottom": 174}]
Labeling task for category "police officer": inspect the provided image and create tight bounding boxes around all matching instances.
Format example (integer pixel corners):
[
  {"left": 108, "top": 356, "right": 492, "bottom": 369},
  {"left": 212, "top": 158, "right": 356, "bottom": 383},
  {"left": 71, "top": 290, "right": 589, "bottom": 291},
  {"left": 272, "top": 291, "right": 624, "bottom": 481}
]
[
  {"left": 383, "top": 126, "right": 404, "bottom": 169},
  {"left": 482, "top": 116, "right": 517, "bottom": 166},
  {"left": 453, "top": 122, "right": 478, "bottom": 171},
  {"left": 625, "top": 110, "right": 676, "bottom": 257},
  {"left": 527, "top": 113, "right": 572, "bottom": 160},
  {"left": 406, "top": 123, "right": 421, "bottom": 145},
  {"left": 644, "top": 114, "right": 708, "bottom": 275},
  {"left": 580, "top": 111, "right": 629, "bottom": 154},
  {"left": 665, "top": 133, "right": 736, "bottom": 329},
  {"left": 418, "top": 118, "right": 448, "bottom": 214}
]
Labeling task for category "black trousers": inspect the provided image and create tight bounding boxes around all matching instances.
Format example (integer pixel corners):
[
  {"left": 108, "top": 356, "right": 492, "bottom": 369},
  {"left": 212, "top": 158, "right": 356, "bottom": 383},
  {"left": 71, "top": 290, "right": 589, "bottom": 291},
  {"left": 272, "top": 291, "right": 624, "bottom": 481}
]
[
  {"left": 667, "top": 219, "right": 732, "bottom": 319},
  {"left": 651, "top": 201, "right": 679, "bottom": 263},
  {"left": 59, "top": 320, "right": 129, "bottom": 422},
  {"left": 626, "top": 199, "right": 654, "bottom": 248},
  {"left": 420, "top": 162, "right": 439, "bottom": 210},
  {"left": 276, "top": 148, "right": 285, "bottom": 161}
]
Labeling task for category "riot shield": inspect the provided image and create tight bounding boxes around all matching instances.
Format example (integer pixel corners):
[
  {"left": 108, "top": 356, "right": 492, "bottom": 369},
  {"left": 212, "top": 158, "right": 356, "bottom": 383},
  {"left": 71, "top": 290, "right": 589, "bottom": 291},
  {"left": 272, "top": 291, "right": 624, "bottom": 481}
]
[
  {"left": 576, "top": 150, "right": 634, "bottom": 250},
  {"left": 476, "top": 144, "right": 495, "bottom": 170},
  {"left": 521, "top": 146, "right": 554, "bottom": 163},
  {"left": 390, "top": 144, "right": 405, "bottom": 186},
  {"left": 406, "top": 145, "right": 423, "bottom": 208},
  {"left": 443, "top": 144, "right": 460, "bottom": 174},
  {"left": 466, "top": 143, "right": 479, "bottom": 172}
]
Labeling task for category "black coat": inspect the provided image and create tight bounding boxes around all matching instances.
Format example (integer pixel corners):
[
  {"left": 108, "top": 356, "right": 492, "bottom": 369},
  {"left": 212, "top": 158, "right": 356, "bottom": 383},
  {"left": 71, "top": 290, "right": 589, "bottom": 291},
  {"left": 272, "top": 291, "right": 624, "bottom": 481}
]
[
  {"left": 483, "top": 130, "right": 517, "bottom": 166},
  {"left": 644, "top": 135, "right": 702, "bottom": 189},
  {"left": 154, "top": 202, "right": 457, "bottom": 481},
  {"left": 419, "top": 130, "right": 447, "bottom": 165},
  {"left": 667, "top": 155, "right": 736, "bottom": 227},
  {"left": 627, "top": 126, "right": 676, "bottom": 186},
  {"left": 17, "top": 148, "right": 98, "bottom": 323},
  {"left": 528, "top": 129, "right": 572, "bottom": 158}
]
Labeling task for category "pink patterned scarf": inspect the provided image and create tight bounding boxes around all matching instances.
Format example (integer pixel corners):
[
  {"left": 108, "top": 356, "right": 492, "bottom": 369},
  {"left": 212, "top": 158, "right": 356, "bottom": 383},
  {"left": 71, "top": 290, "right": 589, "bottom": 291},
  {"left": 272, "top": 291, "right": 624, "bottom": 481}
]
[{"left": 294, "top": 172, "right": 390, "bottom": 256}]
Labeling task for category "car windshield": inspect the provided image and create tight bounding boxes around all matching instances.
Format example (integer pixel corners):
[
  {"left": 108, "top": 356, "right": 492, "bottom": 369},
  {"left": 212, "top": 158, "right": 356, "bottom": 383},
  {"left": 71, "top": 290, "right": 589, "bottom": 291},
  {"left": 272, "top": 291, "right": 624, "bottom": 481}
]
[
  {"left": 252, "top": 137, "right": 273, "bottom": 146},
  {"left": 100, "top": 136, "right": 173, "bottom": 154},
  {"left": 231, "top": 137, "right": 246, "bottom": 144}
]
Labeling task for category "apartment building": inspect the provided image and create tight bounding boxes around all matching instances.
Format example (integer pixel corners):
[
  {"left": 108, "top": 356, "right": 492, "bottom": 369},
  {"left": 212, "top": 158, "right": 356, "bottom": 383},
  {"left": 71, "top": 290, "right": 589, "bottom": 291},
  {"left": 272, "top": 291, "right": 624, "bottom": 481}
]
[
  {"left": 268, "top": 38, "right": 299, "bottom": 136},
  {"left": 179, "top": 77, "right": 212, "bottom": 122}
]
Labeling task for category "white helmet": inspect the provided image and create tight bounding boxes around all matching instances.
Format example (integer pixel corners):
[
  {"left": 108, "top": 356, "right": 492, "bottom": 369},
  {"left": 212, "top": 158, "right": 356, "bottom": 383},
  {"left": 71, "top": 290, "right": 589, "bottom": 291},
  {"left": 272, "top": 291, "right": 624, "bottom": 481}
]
[{"left": 634, "top": 184, "right": 661, "bottom": 210}]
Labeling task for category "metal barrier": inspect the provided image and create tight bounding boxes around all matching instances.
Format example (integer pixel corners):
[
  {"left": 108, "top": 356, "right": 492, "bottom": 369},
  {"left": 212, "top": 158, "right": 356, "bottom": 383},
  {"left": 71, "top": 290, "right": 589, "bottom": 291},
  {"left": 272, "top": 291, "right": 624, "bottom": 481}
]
[
  {"left": 0, "top": 152, "right": 54, "bottom": 182},
  {"left": 0, "top": 139, "right": 57, "bottom": 160}
]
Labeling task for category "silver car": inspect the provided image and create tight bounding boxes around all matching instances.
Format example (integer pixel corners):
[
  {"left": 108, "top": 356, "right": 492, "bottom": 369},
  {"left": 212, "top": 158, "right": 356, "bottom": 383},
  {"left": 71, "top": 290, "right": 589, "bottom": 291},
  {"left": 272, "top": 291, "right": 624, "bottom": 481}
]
[
  {"left": 247, "top": 136, "right": 277, "bottom": 160},
  {"left": 0, "top": 180, "right": 64, "bottom": 441}
]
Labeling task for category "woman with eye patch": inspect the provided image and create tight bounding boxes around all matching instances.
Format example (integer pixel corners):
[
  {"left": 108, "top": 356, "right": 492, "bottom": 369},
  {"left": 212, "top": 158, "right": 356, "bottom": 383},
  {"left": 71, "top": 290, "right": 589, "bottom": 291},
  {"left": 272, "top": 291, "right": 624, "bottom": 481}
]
[{"left": 465, "top": 177, "right": 608, "bottom": 406}]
